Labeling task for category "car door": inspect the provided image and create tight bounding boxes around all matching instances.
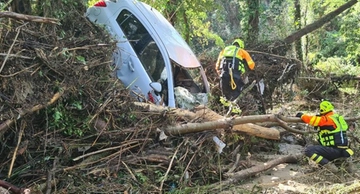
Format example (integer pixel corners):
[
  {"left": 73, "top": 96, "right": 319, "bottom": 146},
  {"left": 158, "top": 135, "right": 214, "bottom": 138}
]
[{"left": 113, "top": 9, "right": 166, "bottom": 103}]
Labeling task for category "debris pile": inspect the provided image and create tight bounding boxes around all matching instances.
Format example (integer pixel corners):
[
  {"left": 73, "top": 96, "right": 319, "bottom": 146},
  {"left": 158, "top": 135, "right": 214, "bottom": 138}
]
[{"left": 1, "top": 3, "right": 358, "bottom": 194}]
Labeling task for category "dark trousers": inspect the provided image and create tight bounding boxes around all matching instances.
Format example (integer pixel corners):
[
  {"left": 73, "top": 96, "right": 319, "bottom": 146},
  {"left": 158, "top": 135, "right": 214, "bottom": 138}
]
[
  {"left": 304, "top": 145, "right": 350, "bottom": 166},
  {"left": 220, "top": 72, "right": 244, "bottom": 101}
]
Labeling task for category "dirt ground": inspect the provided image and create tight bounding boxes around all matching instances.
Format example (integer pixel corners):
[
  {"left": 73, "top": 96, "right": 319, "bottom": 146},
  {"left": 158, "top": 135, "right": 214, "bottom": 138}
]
[
  {"left": 221, "top": 154, "right": 360, "bottom": 194},
  {"left": 239, "top": 160, "right": 308, "bottom": 193}
]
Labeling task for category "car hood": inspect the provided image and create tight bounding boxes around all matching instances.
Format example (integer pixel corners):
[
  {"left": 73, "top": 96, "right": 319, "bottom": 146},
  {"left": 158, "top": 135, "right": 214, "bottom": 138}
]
[{"left": 137, "top": 2, "right": 201, "bottom": 68}]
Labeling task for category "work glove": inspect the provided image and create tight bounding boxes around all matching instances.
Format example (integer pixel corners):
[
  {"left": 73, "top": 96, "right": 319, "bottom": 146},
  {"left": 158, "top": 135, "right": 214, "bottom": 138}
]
[{"left": 295, "top": 112, "right": 303, "bottom": 118}]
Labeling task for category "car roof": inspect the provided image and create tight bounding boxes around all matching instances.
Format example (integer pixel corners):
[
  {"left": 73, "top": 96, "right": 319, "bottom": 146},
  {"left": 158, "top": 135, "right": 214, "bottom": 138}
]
[{"left": 134, "top": 2, "right": 201, "bottom": 68}]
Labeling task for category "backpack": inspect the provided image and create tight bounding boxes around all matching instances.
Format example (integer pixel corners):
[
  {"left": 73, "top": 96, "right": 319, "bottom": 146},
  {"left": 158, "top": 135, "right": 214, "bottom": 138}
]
[
  {"left": 219, "top": 47, "right": 247, "bottom": 101},
  {"left": 330, "top": 114, "right": 349, "bottom": 145}
]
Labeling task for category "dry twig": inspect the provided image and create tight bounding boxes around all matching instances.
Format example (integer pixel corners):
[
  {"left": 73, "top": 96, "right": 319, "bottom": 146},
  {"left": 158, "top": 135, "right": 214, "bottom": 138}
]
[
  {"left": 0, "top": 25, "right": 21, "bottom": 74},
  {"left": 159, "top": 141, "right": 184, "bottom": 192},
  {"left": 8, "top": 121, "right": 25, "bottom": 178}
]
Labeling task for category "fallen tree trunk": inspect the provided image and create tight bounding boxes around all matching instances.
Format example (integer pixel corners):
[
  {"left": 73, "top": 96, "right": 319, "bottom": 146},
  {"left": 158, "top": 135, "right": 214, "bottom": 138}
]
[
  {"left": 192, "top": 106, "right": 281, "bottom": 140},
  {"left": 283, "top": 0, "right": 358, "bottom": 44},
  {"left": 134, "top": 103, "right": 280, "bottom": 140},
  {"left": 221, "top": 154, "right": 301, "bottom": 185},
  {"left": 134, "top": 103, "right": 360, "bottom": 140},
  {"left": 172, "top": 106, "right": 311, "bottom": 138}
]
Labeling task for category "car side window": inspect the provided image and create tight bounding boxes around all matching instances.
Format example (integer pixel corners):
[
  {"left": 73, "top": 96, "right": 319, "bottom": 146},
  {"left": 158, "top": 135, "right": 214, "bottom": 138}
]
[{"left": 116, "top": 10, "right": 165, "bottom": 82}]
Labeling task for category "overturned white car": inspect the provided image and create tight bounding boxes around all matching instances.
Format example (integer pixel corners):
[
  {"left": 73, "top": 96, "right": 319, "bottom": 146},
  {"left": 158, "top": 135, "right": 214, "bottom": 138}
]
[{"left": 86, "top": 0, "right": 210, "bottom": 109}]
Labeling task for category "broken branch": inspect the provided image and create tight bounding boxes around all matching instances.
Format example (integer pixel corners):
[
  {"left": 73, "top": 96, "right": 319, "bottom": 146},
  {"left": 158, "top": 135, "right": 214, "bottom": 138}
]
[
  {"left": 0, "top": 11, "right": 59, "bottom": 24},
  {"left": 222, "top": 154, "right": 301, "bottom": 185},
  {"left": 0, "top": 179, "right": 30, "bottom": 194}
]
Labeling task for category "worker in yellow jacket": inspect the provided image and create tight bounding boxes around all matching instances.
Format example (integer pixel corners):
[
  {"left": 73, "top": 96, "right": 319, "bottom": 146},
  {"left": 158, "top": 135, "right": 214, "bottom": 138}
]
[
  {"left": 215, "top": 39, "right": 255, "bottom": 101},
  {"left": 296, "top": 100, "right": 354, "bottom": 173}
]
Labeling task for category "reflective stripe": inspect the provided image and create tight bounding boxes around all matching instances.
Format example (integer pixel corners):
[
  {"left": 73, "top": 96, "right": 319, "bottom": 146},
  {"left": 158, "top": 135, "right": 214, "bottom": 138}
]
[
  {"left": 346, "top": 148, "right": 354, "bottom": 156},
  {"left": 309, "top": 117, "right": 316, "bottom": 125},
  {"left": 310, "top": 153, "right": 323, "bottom": 164},
  {"left": 238, "top": 63, "right": 245, "bottom": 73},
  {"left": 313, "top": 117, "right": 321, "bottom": 126},
  {"left": 315, "top": 156, "right": 323, "bottom": 163},
  {"left": 310, "top": 154, "right": 317, "bottom": 160}
]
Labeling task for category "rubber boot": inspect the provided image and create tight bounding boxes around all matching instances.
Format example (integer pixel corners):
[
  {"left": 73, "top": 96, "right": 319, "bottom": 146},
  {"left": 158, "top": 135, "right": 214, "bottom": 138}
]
[{"left": 323, "top": 163, "right": 339, "bottom": 173}]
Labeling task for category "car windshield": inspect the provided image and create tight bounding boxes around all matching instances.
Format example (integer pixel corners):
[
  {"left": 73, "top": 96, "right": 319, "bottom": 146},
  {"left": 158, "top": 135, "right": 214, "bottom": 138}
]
[
  {"left": 172, "top": 64, "right": 208, "bottom": 109},
  {"left": 172, "top": 64, "right": 206, "bottom": 94}
]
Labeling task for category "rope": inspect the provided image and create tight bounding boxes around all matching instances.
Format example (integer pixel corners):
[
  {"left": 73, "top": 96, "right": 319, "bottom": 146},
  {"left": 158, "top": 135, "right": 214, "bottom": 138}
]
[
  {"left": 229, "top": 47, "right": 239, "bottom": 90},
  {"left": 229, "top": 68, "right": 236, "bottom": 90}
]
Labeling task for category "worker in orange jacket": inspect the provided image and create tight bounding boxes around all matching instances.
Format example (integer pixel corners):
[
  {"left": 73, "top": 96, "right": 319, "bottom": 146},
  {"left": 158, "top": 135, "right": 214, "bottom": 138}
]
[
  {"left": 215, "top": 39, "right": 255, "bottom": 101},
  {"left": 296, "top": 100, "right": 354, "bottom": 173}
]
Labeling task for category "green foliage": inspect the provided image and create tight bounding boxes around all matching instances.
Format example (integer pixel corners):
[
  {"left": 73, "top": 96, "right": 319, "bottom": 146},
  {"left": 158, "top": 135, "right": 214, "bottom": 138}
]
[
  {"left": 135, "top": 172, "right": 149, "bottom": 183},
  {"left": 244, "top": 0, "right": 294, "bottom": 42},
  {"left": 219, "top": 97, "right": 242, "bottom": 114},
  {"left": 314, "top": 57, "right": 360, "bottom": 76},
  {"left": 0, "top": 1, "right": 11, "bottom": 11},
  {"left": 225, "top": 133, "right": 245, "bottom": 146},
  {"left": 306, "top": 0, "right": 360, "bottom": 67},
  {"left": 312, "top": 57, "right": 360, "bottom": 96},
  {"left": 76, "top": 55, "right": 86, "bottom": 64},
  {"left": 339, "top": 3, "right": 360, "bottom": 66},
  {"left": 48, "top": 99, "right": 90, "bottom": 137},
  {"left": 339, "top": 87, "right": 357, "bottom": 95},
  {"left": 143, "top": 0, "right": 223, "bottom": 52}
]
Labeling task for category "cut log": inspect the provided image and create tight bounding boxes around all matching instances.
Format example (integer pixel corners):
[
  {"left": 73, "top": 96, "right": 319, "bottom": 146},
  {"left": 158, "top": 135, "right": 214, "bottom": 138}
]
[{"left": 192, "top": 106, "right": 280, "bottom": 140}]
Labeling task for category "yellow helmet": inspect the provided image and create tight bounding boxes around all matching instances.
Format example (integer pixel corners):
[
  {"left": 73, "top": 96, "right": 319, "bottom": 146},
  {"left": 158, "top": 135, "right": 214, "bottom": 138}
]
[
  {"left": 319, "top": 100, "right": 334, "bottom": 114},
  {"left": 232, "top": 39, "right": 244, "bottom": 49}
]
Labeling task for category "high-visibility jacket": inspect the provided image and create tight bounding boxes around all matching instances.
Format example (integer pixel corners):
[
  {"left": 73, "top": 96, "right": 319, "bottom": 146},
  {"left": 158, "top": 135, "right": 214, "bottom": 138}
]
[
  {"left": 215, "top": 45, "right": 255, "bottom": 72},
  {"left": 300, "top": 111, "right": 349, "bottom": 147}
]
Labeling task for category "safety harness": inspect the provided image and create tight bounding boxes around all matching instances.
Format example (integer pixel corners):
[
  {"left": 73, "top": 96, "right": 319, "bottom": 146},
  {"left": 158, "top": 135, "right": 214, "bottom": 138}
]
[
  {"left": 219, "top": 46, "right": 245, "bottom": 90},
  {"left": 229, "top": 47, "right": 239, "bottom": 90},
  {"left": 318, "top": 114, "right": 354, "bottom": 156}
]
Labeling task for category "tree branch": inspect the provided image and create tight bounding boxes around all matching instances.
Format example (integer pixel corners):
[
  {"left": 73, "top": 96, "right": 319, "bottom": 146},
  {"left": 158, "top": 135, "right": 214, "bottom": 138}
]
[
  {"left": 0, "top": 11, "right": 59, "bottom": 24},
  {"left": 0, "top": 179, "right": 30, "bottom": 194},
  {"left": 283, "top": 0, "right": 358, "bottom": 44},
  {"left": 222, "top": 154, "right": 301, "bottom": 185}
]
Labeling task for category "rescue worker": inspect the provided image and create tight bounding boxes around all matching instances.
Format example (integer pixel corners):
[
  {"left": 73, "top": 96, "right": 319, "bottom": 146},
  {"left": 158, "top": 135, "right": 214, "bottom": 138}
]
[
  {"left": 215, "top": 39, "right": 255, "bottom": 101},
  {"left": 296, "top": 100, "right": 354, "bottom": 173}
]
